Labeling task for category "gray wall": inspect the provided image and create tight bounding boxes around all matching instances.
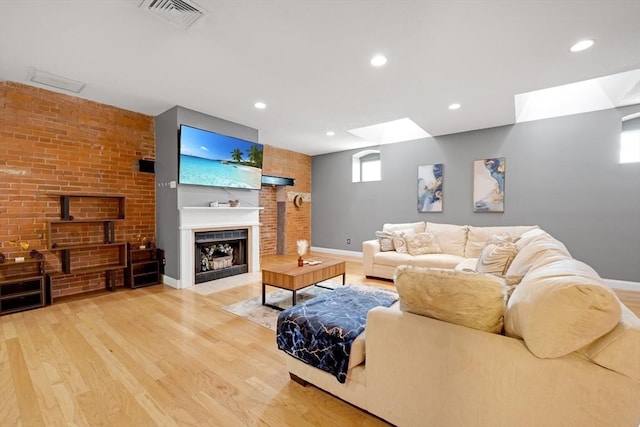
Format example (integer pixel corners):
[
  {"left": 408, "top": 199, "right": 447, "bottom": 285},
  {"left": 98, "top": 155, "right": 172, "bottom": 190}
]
[
  {"left": 155, "top": 106, "right": 259, "bottom": 280},
  {"left": 312, "top": 107, "right": 640, "bottom": 282}
]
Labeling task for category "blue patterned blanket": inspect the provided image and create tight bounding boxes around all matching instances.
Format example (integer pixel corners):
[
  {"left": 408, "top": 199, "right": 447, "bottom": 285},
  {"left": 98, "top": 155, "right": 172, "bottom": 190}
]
[{"left": 276, "top": 285, "right": 398, "bottom": 383}]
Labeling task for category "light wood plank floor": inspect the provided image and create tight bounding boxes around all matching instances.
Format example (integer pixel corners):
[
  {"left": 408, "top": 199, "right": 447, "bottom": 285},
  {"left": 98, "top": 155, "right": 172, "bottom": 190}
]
[{"left": 1, "top": 253, "right": 638, "bottom": 426}]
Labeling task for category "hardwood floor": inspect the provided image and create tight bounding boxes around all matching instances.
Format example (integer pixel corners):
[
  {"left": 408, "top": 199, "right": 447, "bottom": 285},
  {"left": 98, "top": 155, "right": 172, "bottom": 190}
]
[{"left": 1, "top": 253, "right": 638, "bottom": 426}]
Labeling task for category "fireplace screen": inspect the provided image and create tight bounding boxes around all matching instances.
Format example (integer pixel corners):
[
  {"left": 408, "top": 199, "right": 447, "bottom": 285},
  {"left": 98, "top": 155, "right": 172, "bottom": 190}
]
[{"left": 194, "top": 229, "right": 248, "bottom": 283}]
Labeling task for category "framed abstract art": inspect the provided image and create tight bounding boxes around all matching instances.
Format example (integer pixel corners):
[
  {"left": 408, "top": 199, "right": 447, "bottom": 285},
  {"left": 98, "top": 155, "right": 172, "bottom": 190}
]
[
  {"left": 473, "top": 158, "right": 505, "bottom": 212},
  {"left": 418, "top": 164, "right": 443, "bottom": 212}
]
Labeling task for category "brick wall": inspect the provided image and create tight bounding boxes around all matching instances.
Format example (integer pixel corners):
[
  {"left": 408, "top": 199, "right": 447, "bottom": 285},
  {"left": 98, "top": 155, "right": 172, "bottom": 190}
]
[
  {"left": 0, "top": 82, "right": 156, "bottom": 299},
  {"left": 0, "top": 82, "right": 313, "bottom": 299},
  {"left": 260, "top": 145, "right": 312, "bottom": 255}
]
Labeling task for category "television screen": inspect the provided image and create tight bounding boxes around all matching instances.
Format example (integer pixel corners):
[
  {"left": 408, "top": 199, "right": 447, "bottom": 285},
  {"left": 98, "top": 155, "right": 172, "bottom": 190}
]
[{"left": 178, "top": 124, "right": 263, "bottom": 190}]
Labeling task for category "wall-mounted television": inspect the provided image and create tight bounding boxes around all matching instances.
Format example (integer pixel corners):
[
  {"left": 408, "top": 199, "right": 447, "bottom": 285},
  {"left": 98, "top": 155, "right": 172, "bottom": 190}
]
[{"left": 178, "top": 124, "right": 263, "bottom": 190}]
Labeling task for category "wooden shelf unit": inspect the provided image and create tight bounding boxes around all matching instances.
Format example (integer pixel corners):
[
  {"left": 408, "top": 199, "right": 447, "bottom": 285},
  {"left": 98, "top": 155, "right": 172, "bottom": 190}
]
[
  {"left": 0, "top": 258, "right": 46, "bottom": 315},
  {"left": 125, "top": 244, "right": 164, "bottom": 288},
  {"left": 46, "top": 194, "right": 127, "bottom": 301}
]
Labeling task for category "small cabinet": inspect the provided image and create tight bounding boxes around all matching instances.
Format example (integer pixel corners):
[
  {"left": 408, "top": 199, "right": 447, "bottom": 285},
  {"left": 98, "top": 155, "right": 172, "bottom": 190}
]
[
  {"left": 125, "top": 244, "right": 164, "bottom": 288},
  {"left": 0, "top": 259, "right": 46, "bottom": 315}
]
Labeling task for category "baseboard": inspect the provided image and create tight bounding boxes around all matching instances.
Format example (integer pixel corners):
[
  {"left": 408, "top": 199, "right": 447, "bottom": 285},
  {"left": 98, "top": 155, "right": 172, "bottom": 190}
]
[
  {"left": 604, "top": 279, "right": 640, "bottom": 291},
  {"left": 311, "top": 246, "right": 363, "bottom": 258},
  {"left": 162, "top": 274, "right": 181, "bottom": 289}
]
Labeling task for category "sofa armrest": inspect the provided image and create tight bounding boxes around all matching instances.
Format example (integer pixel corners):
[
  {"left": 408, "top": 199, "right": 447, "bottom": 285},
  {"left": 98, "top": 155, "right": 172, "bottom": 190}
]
[{"left": 362, "top": 239, "right": 381, "bottom": 277}]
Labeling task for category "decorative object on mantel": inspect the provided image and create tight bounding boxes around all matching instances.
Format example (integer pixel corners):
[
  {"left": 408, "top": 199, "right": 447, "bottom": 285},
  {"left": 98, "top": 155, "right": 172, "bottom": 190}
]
[
  {"left": 29, "top": 249, "right": 44, "bottom": 260},
  {"left": 229, "top": 199, "right": 240, "bottom": 207},
  {"left": 297, "top": 239, "right": 308, "bottom": 267}
]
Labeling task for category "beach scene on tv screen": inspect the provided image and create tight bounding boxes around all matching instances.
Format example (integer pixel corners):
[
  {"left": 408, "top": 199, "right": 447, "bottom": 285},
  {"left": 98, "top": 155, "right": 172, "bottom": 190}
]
[{"left": 179, "top": 126, "right": 263, "bottom": 189}]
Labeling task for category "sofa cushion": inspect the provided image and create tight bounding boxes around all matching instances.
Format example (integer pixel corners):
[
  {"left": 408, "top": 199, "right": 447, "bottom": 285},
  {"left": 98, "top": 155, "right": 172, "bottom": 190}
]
[
  {"left": 404, "top": 232, "right": 442, "bottom": 256},
  {"left": 425, "top": 222, "right": 468, "bottom": 257},
  {"left": 504, "top": 258, "right": 621, "bottom": 358},
  {"left": 505, "top": 232, "right": 571, "bottom": 277},
  {"left": 578, "top": 304, "right": 640, "bottom": 382},
  {"left": 349, "top": 331, "right": 367, "bottom": 369},
  {"left": 465, "top": 225, "right": 538, "bottom": 258},
  {"left": 375, "top": 231, "right": 394, "bottom": 252},
  {"left": 382, "top": 222, "right": 426, "bottom": 234},
  {"left": 475, "top": 235, "right": 519, "bottom": 275},
  {"left": 374, "top": 251, "right": 464, "bottom": 270},
  {"left": 394, "top": 265, "right": 507, "bottom": 333}
]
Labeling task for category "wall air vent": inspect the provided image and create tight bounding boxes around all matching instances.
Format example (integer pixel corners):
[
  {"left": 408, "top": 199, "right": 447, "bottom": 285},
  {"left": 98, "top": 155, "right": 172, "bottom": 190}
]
[
  {"left": 139, "top": 0, "right": 206, "bottom": 29},
  {"left": 27, "top": 68, "right": 86, "bottom": 93}
]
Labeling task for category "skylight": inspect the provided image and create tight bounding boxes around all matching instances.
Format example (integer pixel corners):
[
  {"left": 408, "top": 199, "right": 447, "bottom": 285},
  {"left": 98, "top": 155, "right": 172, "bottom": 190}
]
[
  {"left": 514, "top": 69, "right": 640, "bottom": 123},
  {"left": 347, "top": 118, "right": 430, "bottom": 145}
]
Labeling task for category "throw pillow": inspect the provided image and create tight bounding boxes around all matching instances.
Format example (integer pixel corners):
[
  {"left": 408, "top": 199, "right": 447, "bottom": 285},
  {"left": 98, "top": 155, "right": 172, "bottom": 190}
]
[
  {"left": 504, "top": 258, "right": 621, "bottom": 358},
  {"left": 403, "top": 232, "right": 442, "bottom": 256},
  {"left": 391, "top": 230, "right": 414, "bottom": 254},
  {"left": 375, "top": 231, "right": 394, "bottom": 252},
  {"left": 475, "top": 235, "right": 520, "bottom": 275},
  {"left": 394, "top": 265, "right": 508, "bottom": 334}
]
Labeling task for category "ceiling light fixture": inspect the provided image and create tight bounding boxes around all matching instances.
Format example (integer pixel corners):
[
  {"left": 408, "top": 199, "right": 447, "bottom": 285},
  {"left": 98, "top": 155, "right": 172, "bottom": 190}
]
[
  {"left": 370, "top": 55, "right": 388, "bottom": 67},
  {"left": 326, "top": 131, "right": 335, "bottom": 136},
  {"left": 448, "top": 103, "right": 461, "bottom": 110},
  {"left": 254, "top": 102, "right": 266, "bottom": 109},
  {"left": 570, "top": 39, "right": 595, "bottom": 52},
  {"left": 27, "top": 68, "right": 86, "bottom": 93}
]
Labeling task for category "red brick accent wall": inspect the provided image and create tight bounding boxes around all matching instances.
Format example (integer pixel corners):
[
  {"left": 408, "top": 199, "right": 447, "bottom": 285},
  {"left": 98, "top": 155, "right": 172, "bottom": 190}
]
[
  {"left": 258, "top": 184, "right": 278, "bottom": 256},
  {"left": 260, "top": 145, "right": 311, "bottom": 255},
  {"left": 0, "top": 82, "right": 155, "bottom": 299}
]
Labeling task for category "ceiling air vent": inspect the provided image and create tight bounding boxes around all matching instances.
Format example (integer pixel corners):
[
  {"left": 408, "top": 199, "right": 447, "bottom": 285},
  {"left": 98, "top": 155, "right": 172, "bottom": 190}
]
[{"left": 139, "top": 0, "right": 206, "bottom": 29}]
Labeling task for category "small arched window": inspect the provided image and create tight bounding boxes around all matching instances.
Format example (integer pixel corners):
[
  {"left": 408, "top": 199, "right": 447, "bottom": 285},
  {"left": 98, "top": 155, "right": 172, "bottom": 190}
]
[
  {"left": 620, "top": 112, "right": 640, "bottom": 164},
  {"left": 352, "top": 149, "right": 381, "bottom": 182}
]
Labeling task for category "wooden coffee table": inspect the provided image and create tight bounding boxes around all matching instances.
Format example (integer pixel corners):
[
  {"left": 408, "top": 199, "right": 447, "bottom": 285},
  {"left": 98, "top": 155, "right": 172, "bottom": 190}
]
[{"left": 261, "top": 257, "right": 346, "bottom": 310}]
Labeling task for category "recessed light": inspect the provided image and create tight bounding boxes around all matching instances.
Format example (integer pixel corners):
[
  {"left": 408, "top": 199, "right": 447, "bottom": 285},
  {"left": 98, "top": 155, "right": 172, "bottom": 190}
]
[
  {"left": 570, "top": 39, "right": 595, "bottom": 52},
  {"left": 326, "top": 131, "right": 335, "bottom": 136},
  {"left": 370, "top": 55, "right": 388, "bottom": 67},
  {"left": 448, "top": 103, "right": 461, "bottom": 110},
  {"left": 254, "top": 102, "right": 266, "bottom": 109}
]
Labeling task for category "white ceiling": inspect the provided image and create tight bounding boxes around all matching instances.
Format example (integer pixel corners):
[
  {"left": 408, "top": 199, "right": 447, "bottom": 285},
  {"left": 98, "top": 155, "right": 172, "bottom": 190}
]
[{"left": 1, "top": 0, "right": 639, "bottom": 156}]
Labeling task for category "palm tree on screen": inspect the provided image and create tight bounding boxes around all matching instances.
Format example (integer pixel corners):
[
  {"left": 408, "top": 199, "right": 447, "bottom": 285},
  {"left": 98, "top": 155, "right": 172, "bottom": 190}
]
[
  {"left": 247, "top": 145, "right": 263, "bottom": 167},
  {"left": 231, "top": 148, "right": 243, "bottom": 162}
]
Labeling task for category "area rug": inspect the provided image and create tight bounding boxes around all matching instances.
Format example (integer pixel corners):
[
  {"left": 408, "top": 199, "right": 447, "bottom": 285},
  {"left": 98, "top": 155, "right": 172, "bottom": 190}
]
[{"left": 224, "top": 282, "right": 395, "bottom": 331}]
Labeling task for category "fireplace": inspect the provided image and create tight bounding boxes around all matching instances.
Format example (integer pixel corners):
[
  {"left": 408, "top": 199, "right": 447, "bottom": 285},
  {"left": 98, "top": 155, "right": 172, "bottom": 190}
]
[
  {"left": 194, "top": 229, "right": 248, "bottom": 283},
  {"left": 177, "top": 206, "right": 262, "bottom": 289}
]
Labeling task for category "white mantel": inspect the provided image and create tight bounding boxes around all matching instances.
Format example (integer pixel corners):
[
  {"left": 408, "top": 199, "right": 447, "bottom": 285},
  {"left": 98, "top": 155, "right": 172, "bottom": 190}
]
[{"left": 177, "top": 206, "right": 263, "bottom": 288}]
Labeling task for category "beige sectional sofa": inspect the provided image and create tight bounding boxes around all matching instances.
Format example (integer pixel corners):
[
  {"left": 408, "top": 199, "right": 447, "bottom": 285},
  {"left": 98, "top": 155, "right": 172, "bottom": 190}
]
[
  {"left": 283, "top": 223, "right": 640, "bottom": 426},
  {"left": 363, "top": 221, "right": 538, "bottom": 280}
]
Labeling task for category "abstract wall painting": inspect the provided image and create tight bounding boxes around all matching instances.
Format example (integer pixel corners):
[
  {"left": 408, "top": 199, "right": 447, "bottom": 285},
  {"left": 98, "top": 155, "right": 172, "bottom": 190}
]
[
  {"left": 473, "top": 158, "right": 505, "bottom": 212},
  {"left": 418, "top": 164, "right": 443, "bottom": 212}
]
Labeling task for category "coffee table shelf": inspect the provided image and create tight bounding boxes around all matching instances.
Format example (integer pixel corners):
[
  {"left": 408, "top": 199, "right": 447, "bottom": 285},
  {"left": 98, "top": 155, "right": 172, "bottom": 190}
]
[{"left": 261, "top": 257, "right": 346, "bottom": 310}]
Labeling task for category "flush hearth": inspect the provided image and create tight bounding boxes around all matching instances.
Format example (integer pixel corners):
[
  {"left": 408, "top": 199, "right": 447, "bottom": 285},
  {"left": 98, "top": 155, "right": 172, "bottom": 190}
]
[{"left": 194, "top": 229, "right": 248, "bottom": 283}]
